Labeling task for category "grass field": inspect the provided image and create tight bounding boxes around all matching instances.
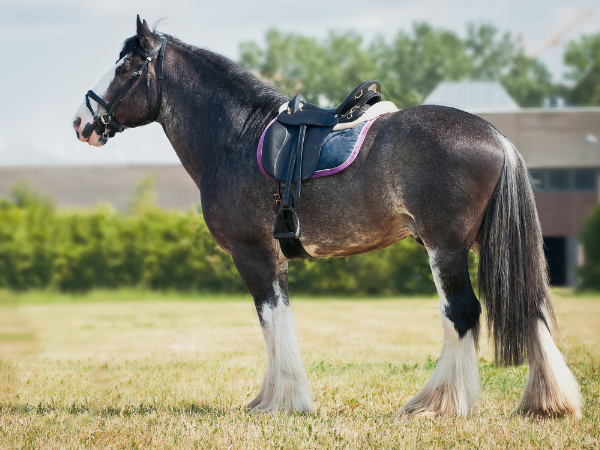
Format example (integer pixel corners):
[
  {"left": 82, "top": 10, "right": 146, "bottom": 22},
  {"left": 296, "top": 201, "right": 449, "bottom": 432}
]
[{"left": 0, "top": 290, "right": 598, "bottom": 449}]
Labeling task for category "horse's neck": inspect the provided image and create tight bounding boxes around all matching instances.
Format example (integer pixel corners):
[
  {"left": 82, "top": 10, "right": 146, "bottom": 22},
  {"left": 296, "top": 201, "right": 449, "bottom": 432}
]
[{"left": 157, "top": 46, "right": 284, "bottom": 184}]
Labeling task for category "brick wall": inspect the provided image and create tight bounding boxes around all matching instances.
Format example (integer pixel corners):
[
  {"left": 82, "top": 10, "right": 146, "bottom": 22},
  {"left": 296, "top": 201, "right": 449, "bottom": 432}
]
[{"left": 534, "top": 192, "right": 598, "bottom": 237}]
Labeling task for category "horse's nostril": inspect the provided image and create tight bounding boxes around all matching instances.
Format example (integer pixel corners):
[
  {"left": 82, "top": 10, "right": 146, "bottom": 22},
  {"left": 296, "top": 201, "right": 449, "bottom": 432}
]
[{"left": 73, "top": 117, "right": 81, "bottom": 130}]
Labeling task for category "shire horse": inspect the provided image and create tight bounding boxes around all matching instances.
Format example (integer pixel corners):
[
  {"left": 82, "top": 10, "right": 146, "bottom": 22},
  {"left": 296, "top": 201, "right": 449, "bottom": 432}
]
[{"left": 72, "top": 17, "right": 582, "bottom": 418}]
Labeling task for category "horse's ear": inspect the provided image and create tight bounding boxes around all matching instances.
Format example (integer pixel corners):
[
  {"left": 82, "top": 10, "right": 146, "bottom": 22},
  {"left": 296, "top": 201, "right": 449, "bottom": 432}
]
[{"left": 136, "top": 15, "right": 153, "bottom": 50}]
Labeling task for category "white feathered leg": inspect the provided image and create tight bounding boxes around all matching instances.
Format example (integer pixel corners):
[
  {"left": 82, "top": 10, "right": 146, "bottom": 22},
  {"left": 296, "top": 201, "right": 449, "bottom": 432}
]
[
  {"left": 517, "top": 316, "right": 582, "bottom": 418},
  {"left": 246, "top": 298, "right": 313, "bottom": 413}
]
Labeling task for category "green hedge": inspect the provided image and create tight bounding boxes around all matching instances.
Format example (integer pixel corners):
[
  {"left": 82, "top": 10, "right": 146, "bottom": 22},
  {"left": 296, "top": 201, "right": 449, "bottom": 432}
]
[
  {"left": 0, "top": 182, "right": 476, "bottom": 295},
  {"left": 580, "top": 203, "right": 600, "bottom": 290},
  {"left": 0, "top": 183, "right": 241, "bottom": 293}
]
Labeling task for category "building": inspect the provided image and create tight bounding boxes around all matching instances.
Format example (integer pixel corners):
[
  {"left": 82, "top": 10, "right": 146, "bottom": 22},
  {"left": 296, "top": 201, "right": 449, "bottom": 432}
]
[
  {"left": 424, "top": 81, "right": 600, "bottom": 286},
  {"left": 0, "top": 165, "right": 199, "bottom": 211}
]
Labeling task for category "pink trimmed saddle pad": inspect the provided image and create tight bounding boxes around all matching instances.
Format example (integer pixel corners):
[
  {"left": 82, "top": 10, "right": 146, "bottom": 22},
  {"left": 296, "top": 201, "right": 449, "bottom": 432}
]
[{"left": 257, "top": 115, "right": 382, "bottom": 180}]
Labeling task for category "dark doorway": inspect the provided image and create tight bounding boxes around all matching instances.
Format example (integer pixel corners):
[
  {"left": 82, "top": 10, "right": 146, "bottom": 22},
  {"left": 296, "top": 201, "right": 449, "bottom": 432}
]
[{"left": 543, "top": 237, "right": 567, "bottom": 286}]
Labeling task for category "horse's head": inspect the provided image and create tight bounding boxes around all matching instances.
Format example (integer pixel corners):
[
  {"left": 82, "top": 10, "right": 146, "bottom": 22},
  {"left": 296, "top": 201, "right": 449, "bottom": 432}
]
[{"left": 73, "top": 16, "right": 167, "bottom": 147}]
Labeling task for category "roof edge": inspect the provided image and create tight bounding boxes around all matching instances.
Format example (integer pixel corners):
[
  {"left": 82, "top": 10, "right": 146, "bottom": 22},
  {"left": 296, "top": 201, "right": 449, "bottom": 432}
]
[{"left": 476, "top": 107, "right": 600, "bottom": 114}]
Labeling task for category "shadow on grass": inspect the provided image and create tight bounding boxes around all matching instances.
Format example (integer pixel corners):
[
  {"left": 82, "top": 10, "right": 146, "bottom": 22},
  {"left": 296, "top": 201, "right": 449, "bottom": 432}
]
[{"left": 1, "top": 401, "right": 233, "bottom": 418}]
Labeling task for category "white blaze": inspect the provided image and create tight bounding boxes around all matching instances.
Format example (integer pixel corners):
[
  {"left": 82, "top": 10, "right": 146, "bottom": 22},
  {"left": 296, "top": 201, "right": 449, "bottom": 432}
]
[{"left": 73, "top": 57, "right": 126, "bottom": 147}]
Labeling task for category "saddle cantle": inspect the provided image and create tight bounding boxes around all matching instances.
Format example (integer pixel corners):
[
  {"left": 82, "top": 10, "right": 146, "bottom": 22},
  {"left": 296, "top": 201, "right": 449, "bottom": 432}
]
[{"left": 261, "top": 81, "right": 382, "bottom": 258}]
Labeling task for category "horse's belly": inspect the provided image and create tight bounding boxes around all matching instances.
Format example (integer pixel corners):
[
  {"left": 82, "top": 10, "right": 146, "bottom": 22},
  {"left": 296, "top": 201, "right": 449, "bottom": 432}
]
[{"left": 298, "top": 213, "right": 415, "bottom": 258}]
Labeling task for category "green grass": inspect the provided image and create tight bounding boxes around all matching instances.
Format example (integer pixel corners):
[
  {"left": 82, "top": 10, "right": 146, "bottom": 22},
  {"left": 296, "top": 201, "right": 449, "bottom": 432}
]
[
  {"left": 0, "top": 288, "right": 253, "bottom": 306},
  {"left": 0, "top": 291, "right": 598, "bottom": 449}
]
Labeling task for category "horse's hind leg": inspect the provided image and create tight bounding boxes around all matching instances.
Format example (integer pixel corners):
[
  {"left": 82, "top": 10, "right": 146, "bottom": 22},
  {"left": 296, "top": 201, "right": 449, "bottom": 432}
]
[
  {"left": 231, "top": 245, "right": 312, "bottom": 413},
  {"left": 401, "top": 247, "right": 480, "bottom": 417},
  {"left": 517, "top": 313, "right": 582, "bottom": 418}
]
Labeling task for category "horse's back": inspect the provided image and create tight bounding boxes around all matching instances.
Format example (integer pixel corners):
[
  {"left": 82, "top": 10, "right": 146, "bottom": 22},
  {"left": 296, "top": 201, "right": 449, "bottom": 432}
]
[{"left": 384, "top": 105, "right": 504, "bottom": 180}]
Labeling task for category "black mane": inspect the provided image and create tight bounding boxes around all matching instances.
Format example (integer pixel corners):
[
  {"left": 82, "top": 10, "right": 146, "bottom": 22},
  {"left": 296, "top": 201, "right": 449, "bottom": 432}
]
[
  {"left": 116, "top": 32, "right": 286, "bottom": 146},
  {"left": 117, "top": 31, "right": 286, "bottom": 107},
  {"left": 160, "top": 33, "right": 286, "bottom": 106}
]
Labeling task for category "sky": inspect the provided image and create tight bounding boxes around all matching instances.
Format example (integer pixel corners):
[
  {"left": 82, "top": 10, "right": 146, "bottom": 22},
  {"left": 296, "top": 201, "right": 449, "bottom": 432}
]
[{"left": 1, "top": 0, "right": 599, "bottom": 166}]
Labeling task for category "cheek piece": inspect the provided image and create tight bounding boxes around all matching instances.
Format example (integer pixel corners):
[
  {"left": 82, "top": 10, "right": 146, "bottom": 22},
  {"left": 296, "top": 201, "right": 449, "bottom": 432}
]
[{"left": 82, "top": 36, "right": 167, "bottom": 145}]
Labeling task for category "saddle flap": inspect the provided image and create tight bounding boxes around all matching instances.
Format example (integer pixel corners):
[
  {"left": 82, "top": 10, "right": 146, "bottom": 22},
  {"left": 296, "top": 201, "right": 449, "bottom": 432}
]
[
  {"left": 261, "top": 121, "right": 289, "bottom": 178},
  {"left": 277, "top": 109, "right": 338, "bottom": 127},
  {"left": 262, "top": 121, "right": 334, "bottom": 182}
]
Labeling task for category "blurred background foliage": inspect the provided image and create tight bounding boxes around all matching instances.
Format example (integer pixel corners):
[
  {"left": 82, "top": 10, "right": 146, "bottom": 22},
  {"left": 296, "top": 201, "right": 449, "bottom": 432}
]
[
  {"left": 0, "top": 169, "right": 600, "bottom": 296},
  {"left": 579, "top": 204, "right": 600, "bottom": 291},
  {"left": 239, "top": 23, "right": 600, "bottom": 108},
  {"left": 0, "top": 180, "right": 478, "bottom": 295},
  {"left": 564, "top": 32, "right": 600, "bottom": 106},
  {"left": 2, "top": 177, "right": 599, "bottom": 295}
]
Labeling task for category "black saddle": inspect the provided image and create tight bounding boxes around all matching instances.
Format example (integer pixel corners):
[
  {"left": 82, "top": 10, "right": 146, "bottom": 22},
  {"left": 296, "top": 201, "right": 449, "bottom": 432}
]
[{"left": 261, "top": 81, "right": 381, "bottom": 258}]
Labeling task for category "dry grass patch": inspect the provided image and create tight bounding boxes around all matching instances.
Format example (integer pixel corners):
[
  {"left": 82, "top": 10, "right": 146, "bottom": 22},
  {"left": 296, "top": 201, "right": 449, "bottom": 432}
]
[{"left": 0, "top": 292, "right": 598, "bottom": 449}]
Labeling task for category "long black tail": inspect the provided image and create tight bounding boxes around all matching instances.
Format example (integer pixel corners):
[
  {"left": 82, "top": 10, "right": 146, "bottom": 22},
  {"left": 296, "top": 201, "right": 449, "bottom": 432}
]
[{"left": 478, "top": 130, "right": 556, "bottom": 366}]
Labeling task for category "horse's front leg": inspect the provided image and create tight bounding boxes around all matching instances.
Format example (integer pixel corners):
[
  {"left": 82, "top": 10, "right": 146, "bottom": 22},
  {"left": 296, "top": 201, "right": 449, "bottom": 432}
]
[{"left": 231, "top": 244, "right": 313, "bottom": 413}]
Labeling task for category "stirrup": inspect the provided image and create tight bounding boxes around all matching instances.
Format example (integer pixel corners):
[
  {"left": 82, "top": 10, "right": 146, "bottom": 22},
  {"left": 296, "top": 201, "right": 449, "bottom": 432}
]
[{"left": 273, "top": 205, "right": 301, "bottom": 239}]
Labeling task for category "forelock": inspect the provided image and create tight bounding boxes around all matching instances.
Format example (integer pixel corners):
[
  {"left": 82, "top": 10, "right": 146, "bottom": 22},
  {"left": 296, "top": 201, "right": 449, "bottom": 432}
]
[{"left": 117, "top": 36, "right": 138, "bottom": 62}]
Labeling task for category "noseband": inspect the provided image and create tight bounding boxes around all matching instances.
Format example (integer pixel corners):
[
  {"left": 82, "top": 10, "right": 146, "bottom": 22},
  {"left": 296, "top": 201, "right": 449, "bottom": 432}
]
[{"left": 82, "top": 36, "right": 168, "bottom": 144}]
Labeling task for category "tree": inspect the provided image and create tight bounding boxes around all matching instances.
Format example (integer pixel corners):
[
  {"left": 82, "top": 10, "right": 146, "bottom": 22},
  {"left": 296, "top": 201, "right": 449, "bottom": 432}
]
[
  {"left": 239, "top": 23, "right": 553, "bottom": 109},
  {"left": 128, "top": 175, "right": 157, "bottom": 214},
  {"left": 239, "top": 29, "right": 377, "bottom": 105},
  {"left": 500, "top": 53, "right": 553, "bottom": 107},
  {"left": 464, "top": 23, "right": 513, "bottom": 80},
  {"left": 564, "top": 33, "right": 600, "bottom": 106},
  {"left": 374, "top": 23, "right": 474, "bottom": 108},
  {"left": 239, "top": 30, "right": 326, "bottom": 103}
]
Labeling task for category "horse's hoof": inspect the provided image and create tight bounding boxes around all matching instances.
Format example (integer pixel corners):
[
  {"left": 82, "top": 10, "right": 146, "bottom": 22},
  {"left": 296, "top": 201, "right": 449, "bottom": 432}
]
[
  {"left": 399, "top": 406, "right": 439, "bottom": 419},
  {"left": 400, "top": 397, "right": 474, "bottom": 418},
  {"left": 515, "top": 406, "right": 582, "bottom": 420},
  {"left": 245, "top": 406, "right": 268, "bottom": 414},
  {"left": 244, "top": 398, "right": 263, "bottom": 412},
  {"left": 244, "top": 398, "right": 313, "bottom": 414}
]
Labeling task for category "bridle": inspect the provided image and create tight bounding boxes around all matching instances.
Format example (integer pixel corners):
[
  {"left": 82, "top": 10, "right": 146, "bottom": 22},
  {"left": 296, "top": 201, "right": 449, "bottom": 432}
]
[{"left": 81, "top": 36, "right": 168, "bottom": 144}]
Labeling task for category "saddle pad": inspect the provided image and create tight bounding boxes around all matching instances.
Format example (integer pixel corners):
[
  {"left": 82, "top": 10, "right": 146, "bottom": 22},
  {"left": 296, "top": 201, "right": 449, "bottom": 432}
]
[
  {"left": 277, "top": 100, "right": 399, "bottom": 131},
  {"left": 257, "top": 115, "right": 381, "bottom": 180}
]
